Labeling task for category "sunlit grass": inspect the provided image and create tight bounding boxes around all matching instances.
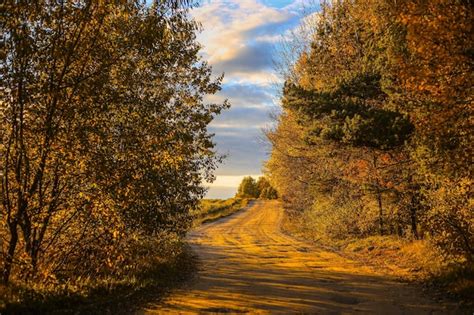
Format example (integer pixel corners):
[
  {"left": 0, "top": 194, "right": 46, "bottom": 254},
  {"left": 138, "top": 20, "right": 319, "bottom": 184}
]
[
  {"left": 0, "top": 240, "right": 195, "bottom": 314},
  {"left": 282, "top": 215, "right": 474, "bottom": 304},
  {"left": 193, "top": 198, "right": 251, "bottom": 226}
]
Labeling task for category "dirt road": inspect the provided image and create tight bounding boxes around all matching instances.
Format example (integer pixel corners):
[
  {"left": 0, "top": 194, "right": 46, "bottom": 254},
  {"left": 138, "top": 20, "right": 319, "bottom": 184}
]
[{"left": 142, "top": 201, "right": 459, "bottom": 314}]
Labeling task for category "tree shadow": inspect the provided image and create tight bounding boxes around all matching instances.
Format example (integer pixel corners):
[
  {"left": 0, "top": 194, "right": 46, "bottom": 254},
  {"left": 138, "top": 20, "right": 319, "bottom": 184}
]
[{"left": 143, "top": 241, "right": 456, "bottom": 314}]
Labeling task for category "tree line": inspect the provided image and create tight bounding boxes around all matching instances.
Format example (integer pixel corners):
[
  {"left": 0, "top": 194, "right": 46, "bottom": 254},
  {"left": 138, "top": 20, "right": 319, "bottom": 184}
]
[
  {"left": 0, "top": 1, "right": 226, "bottom": 286},
  {"left": 237, "top": 176, "right": 278, "bottom": 200},
  {"left": 266, "top": 0, "right": 472, "bottom": 262}
]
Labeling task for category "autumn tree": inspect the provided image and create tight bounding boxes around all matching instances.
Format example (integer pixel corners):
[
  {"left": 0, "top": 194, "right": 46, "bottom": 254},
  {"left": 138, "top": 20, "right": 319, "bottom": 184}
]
[
  {"left": 0, "top": 0, "right": 226, "bottom": 284},
  {"left": 237, "top": 176, "right": 259, "bottom": 198},
  {"left": 256, "top": 176, "right": 278, "bottom": 200},
  {"left": 393, "top": 0, "right": 473, "bottom": 260},
  {"left": 267, "top": 0, "right": 472, "bottom": 261},
  {"left": 269, "top": 0, "right": 414, "bottom": 237}
]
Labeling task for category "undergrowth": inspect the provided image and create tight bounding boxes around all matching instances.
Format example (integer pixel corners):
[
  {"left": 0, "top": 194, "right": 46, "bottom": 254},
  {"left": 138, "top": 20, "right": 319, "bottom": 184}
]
[
  {"left": 0, "top": 198, "right": 251, "bottom": 314},
  {"left": 281, "top": 210, "right": 474, "bottom": 307},
  {"left": 0, "top": 241, "right": 196, "bottom": 314}
]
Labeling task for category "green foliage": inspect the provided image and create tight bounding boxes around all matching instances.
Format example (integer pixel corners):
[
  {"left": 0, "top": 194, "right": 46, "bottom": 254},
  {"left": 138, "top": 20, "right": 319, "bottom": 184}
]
[
  {"left": 259, "top": 187, "right": 278, "bottom": 200},
  {"left": 236, "top": 176, "right": 278, "bottom": 199},
  {"left": 283, "top": 78, "right": 413, "bottom": 150},
  {"left": 257, "top": 177, "right": 278, "bottom": 200}
]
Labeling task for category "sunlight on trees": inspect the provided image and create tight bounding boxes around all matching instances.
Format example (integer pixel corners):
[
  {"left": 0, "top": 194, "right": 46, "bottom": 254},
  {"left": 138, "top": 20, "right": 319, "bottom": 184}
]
[
  {"left": 236, "top": 176, "right": 278, "bottom": 200},
  {"left": 266, "top": 0, "right": 473, "bottom": 262},
  {"left": 0, "top": 1, "right": 227, "bottom": 288}
]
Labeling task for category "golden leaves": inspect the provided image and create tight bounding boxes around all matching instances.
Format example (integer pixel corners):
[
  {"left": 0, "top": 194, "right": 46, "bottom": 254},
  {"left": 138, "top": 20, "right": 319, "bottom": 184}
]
[
  {"left": 1, "top": 0, "right": 225, "bottom": 287},
  {"left": 267, "top": 0, "right": 472, "bottom": 261}
]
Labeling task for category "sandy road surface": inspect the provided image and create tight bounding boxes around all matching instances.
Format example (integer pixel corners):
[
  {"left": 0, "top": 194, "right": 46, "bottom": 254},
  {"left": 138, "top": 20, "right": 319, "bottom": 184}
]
[{"left": 142, "top": 201, "right": 459, "bottom": 314}]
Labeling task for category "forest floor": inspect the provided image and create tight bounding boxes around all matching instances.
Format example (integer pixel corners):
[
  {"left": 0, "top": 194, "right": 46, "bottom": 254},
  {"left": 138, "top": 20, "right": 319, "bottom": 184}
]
[{"left": 140, "top": 200, "right": 467, "bottom": 314}]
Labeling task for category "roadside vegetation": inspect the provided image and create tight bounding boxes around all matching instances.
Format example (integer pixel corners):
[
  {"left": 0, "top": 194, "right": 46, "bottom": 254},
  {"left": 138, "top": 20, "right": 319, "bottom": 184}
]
[
  {"left": 267, "top": 0, "right": 473, "bottom": 302},
  {"left": 193, "top": 198, "right": 251, "bottom": 226},
  {"left": 1, "top": 1, "right": 226, "bottom": 313},
  {"left": 194, "top": 176, "right": 278, "bottom": 226},
  {"left": 0, "top": 241, "right": 195, "bottom": 314}
]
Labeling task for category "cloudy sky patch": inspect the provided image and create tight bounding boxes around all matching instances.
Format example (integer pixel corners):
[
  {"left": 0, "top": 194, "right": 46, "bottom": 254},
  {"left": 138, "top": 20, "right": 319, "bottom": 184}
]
[{"left": 191, "top": 0, "right": 317, "bottom": 198}]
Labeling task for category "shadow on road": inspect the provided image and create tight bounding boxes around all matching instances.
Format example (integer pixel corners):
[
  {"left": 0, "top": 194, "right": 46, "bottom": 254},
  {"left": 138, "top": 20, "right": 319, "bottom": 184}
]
[{"left": 142, "top": 201, "right": 459, "bottom": 314}]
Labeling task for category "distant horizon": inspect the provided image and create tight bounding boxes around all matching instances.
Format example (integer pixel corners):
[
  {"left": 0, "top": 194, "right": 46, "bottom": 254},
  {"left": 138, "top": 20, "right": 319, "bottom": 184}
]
[
  {"left": 205, "top": 174, "right": 263, "bottom": 199},
  {"left": 205, "top": 187, "right": 237, "bottom": 199}
]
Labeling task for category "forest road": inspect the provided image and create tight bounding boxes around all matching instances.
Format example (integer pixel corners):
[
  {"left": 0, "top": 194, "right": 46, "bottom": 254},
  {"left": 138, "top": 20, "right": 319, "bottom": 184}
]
[{"left": 140, "top": 200, "right": 460, "bottom": 314}]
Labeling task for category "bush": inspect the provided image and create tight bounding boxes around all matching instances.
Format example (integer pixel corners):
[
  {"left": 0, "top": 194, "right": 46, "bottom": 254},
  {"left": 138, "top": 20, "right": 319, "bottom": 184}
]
[
  {"left": 237, "top": 177, "right": 259, "bottom": 198},
  {"left": 236, "top": 176, "right": 278, "bottom": 199},
  {"left": 0, "top": 0, "right": 226, "bottom": 292},
  {"left": 426, "top": 178, "right": 474, "bottom": 262}
]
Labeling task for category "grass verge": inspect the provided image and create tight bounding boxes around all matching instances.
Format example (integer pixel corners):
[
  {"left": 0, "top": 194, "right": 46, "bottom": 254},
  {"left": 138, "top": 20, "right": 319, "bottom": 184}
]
[
  {"left": 281, "top": 211, "right": 474, "bottom": 308},
  {"left": 0, "top": 244, "right": 197, "bottom": 314},
  {"left": 193, "top": 198, "right": 251, "bottom": 226},
  {"left": 0, "top": 198, "right": 251, "bottom": 314}
]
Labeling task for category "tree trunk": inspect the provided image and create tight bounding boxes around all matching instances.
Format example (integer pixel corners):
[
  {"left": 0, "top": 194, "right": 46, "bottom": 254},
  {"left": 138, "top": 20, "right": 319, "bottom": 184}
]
[
  {"left": 397, "top": 210, "right": 403, "bottom": 237},
  {"left": 2, "top": 223, "right": 18, "bottom": 284},
  {"left": 377, "top": 191, "right": 384, "bottom": 236},
  {"left": 410, "top": 202, "right": 418, "bottom": 239}
]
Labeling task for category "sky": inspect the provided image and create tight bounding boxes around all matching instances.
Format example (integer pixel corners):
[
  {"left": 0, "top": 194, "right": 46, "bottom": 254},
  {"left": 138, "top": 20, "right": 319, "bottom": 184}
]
[{"left": 190, "top": 0, "right": 317, "bottom": 199}]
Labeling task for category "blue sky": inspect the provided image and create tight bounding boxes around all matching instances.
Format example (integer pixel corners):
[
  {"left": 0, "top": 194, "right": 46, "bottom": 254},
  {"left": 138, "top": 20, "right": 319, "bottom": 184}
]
[{"left": 190, "top": 0, "right": 317, "bottom": 198}]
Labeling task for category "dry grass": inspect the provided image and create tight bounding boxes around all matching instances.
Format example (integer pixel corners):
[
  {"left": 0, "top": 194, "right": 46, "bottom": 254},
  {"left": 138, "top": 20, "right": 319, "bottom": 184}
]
[
  {"left": 0, "top": 198, "right": 252, "bottom": 314},
  {"left": 0, "top": 241, "right": 196, "bottom": 314},
  {"left": 341, "top": 236, "right": 443, "bottom": 280},
  {"left": 193, "top": 198, "right": 251, "bottom": 226},
  {"left": 281, "top": 211, "right": 474, "bottom": 307},
  {"left": 342, "top": 237, "right": 474, "bottom": 306}
]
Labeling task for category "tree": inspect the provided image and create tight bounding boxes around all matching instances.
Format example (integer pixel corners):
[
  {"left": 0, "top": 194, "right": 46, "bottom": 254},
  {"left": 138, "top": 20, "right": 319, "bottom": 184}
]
[
  {"left": 260, "top": 187, "right": 278, "bottom": 200},
  {"left": 1, "top": 1, "right": 227, "bottom": 284},
  {"left": 256, "top": 176, "right": 278, "bottom": 200},
  {"left": 266, "top": 0, "right": 472, "bottom": 261},
  {"left": 268, "top": 0, "right": 416, "bottom": 238},
  {"left": 237, "top": 176, "right": 259, "bottom": 198},
  {"left": 393, "top": 0, "right": 473, "bottom": 260}
]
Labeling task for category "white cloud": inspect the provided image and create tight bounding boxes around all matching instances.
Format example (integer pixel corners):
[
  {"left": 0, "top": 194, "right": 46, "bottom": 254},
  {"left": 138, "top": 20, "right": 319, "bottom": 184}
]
[
  {"left": 190, "top": 1, "right": 319, "bottom": 198},
  {"left": 192, "top": 0, "right": 297, "bottom": 84}
]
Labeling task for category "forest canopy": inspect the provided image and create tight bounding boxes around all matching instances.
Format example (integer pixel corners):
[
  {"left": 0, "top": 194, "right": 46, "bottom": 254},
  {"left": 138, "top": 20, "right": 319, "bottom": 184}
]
[{"left": 266, "top": 0, "right": 473, "bottom": 262}]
